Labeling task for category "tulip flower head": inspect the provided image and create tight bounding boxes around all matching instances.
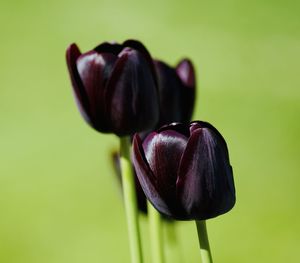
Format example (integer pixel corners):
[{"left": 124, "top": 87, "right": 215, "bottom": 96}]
[
  {"left": 132, "top": 121, "right": 235, "bottom": 220},
  {"left": 66, "top": 40, "right": 159, "bottom": 136}
]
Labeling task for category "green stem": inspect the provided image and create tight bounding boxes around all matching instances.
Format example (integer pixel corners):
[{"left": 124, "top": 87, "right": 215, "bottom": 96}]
[
  {"left": 196, "top": 220, "right": 213, "bottom": 263},
  {"left": 120, "top": 137, "right": 143, "bottom": 263},
  {"left": 148, "top": 201, "right": 164, "bottom": 263},
  {"left": 164, "top": 222, "right": 182, "bottom": 263}
]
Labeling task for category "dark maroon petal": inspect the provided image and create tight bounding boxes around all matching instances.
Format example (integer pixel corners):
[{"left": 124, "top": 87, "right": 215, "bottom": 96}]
[
  {"left": 132, "top": 134, "right": 171, "bottom": 215},
  {"left": 177, "top": 124, "right": 235, "bottom": 220},
  {"left": 76, "top": 51, "right": 117, "bottom": 131},
  {"left": 123, "top": 40, "right": 158, "bottom": 87},
  {"left": 176, "top": 59, "right": 196, "bottom": 123},
  {"left": 180, "top": 87, "right": 195, "bottom": 122},
  {"left": 176, "top": 59, "right": 195, "bottom": 88},
  {"left": 66, "top": 43, "right": 91, "bottom": 124},
  {"left": 142, "top": 130, "right": 188, "bottom": 213},
  {"left": 106, "top": 48, "right": 159, "bottom": 135},
  {"left": 157, "top": 123, "right": 190, "bottom": 138},
  {"left": 154, "top": 60, "right": 183, "bottom": 126},
  {"left": 123, "top": 40, "right": 151, "bottom": 58},
  {"left": 94, "top": 42, "right": 123, "bottom": 55},
  {"left": 190, "top": 121, "right": 230, "bottom": 160}
]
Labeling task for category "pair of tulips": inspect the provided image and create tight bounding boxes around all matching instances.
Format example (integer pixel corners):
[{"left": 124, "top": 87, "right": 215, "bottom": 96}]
[
  {"left": 66, "top": 40, "right": 235, "bottom": 220},
  {"left": 66, "top": 39, "right": 235, "bottom": 262}
]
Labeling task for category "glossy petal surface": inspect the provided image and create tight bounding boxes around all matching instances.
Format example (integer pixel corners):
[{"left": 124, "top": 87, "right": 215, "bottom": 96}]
[
  {"left": 107, "top": 48, "right": 159, "bottom": 135},
  {"left": 66, "top": 40, "right": 159, "bottom": 135},
  {"left": 66, "top": 44, "right": 91, "bottom": 124},
  {"left": 154, "top": 59, "right": 196, "bottom": 128},
  {"left": 133, "top": 121, "right": 235, "bottom": 221},
  {"left": 154, "top": 61, "right": 183, "bottom": 126},
  {"left": 176, "top": 59, "right": 196, "bottom": 122},
  {"left": 132, "top": 135, "right": 170, "bottom": 215},
  {"left": 76, "top": 51, "right": 117, "bottom": 131},
  {"left": 176, "top": 59, "right": 195, "bottom": 88},
  {"left": 177, "top": 123, "right": 235, "bottom": 219}
]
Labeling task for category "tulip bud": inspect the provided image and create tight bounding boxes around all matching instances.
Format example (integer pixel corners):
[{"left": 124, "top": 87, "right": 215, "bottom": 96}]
[
  {"left": 132, "top": 121, "right": 235, "bottom": 220},
  {"left": 154, "top": 59, "right": 196, "bottom": 127},
  {"left": 66, "top": 40, "right": 159, "bottom": 136}
]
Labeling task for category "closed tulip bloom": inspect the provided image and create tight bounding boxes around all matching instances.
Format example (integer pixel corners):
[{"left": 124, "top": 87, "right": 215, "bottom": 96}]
[
  {"left": 132, "top": 121, "right": 235, "bottom": 220},
  {"left": 66, "top": 40, "right": 159, "bottom": 136},
  {"left": 154, "top": 59, "right": 195, "bottom": 127}
]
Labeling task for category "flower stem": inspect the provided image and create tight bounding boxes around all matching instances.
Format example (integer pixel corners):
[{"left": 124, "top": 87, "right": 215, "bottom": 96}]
[
  {"left": 120, "top": 137, "right": 143, "bottom": 263},
  {"left": 164, "top": 222, "right": 182, "bottom": 263},
  {"left": 196, "top": 220, "right": 213, "bottom": 263},
  {"left": 148, "top": 201, "right": 165, "bottom": 263}
]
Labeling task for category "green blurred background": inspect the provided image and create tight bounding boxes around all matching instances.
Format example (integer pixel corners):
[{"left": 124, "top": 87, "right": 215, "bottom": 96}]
[{"left": 1, "top": 0, "right": 299, "bottom": 262}]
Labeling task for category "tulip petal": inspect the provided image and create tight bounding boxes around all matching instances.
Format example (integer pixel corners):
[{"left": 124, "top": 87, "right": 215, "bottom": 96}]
[
  {"left": 76, "top": 51, "right": 117, "bottom": 131},
  {"left": 154, "top": 60, "right": 183, "bottom": 126},
  {"left": 123, "top": 40, "right": 151, "bottom": 60},
  {"left": 123, "top": 39, "right": 158, "bottom": 87},
  {"left": 176, "top": 59, "right": 195, "bottom": 88},
  {"left": 190, "top": 121, "right": 230, "bottom": 160},
  {"left": 94, "top": 42, "right": 123, "bottom": 55},
  {"left": 66, "top": 43, "right": 91, "bottom": 124},
  {"left": 157, "top": 123, "right": 190, "bottom": 138},
  {"left": 142, "top": 130, "right": 188, "bottom": 214},
  {"left": 177, "top": 123, "right": 235, "bottom": 220},
  {"left": 176, "top": 59, "right": 196, "bottom": 122},
  {"left": 132, "top": 134, "right": 171, "bottom": 215},
  {"left": 106, "top": 48, "right": 159, "bottom": 135}
]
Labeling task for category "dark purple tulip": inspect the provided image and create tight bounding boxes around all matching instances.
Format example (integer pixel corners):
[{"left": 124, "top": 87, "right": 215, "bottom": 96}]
[
  {"left": 132, "top": 121, "right": 235, "bottom": 220},
  {"left": 111, "top": 151, "right": 147, "bottom": 213},
  {"left": 66, "top": 40, "right": 159, "bottom": 136},
  {"left": 154, "top": 59, "right": 195, "bottom": 127}
]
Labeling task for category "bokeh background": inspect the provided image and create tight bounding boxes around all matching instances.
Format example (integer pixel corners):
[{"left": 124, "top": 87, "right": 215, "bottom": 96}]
[{"left": 1, "top": 0, "right": 299, "bottom": 262}]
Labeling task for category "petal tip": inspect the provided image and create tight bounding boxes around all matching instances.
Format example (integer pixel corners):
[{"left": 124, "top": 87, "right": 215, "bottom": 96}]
[
  {"left": 66, "top": 43, "right": 81, "bottom": 60},
  {"left": 176, "top": 59, "right": 195, "bottom": 88}
]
